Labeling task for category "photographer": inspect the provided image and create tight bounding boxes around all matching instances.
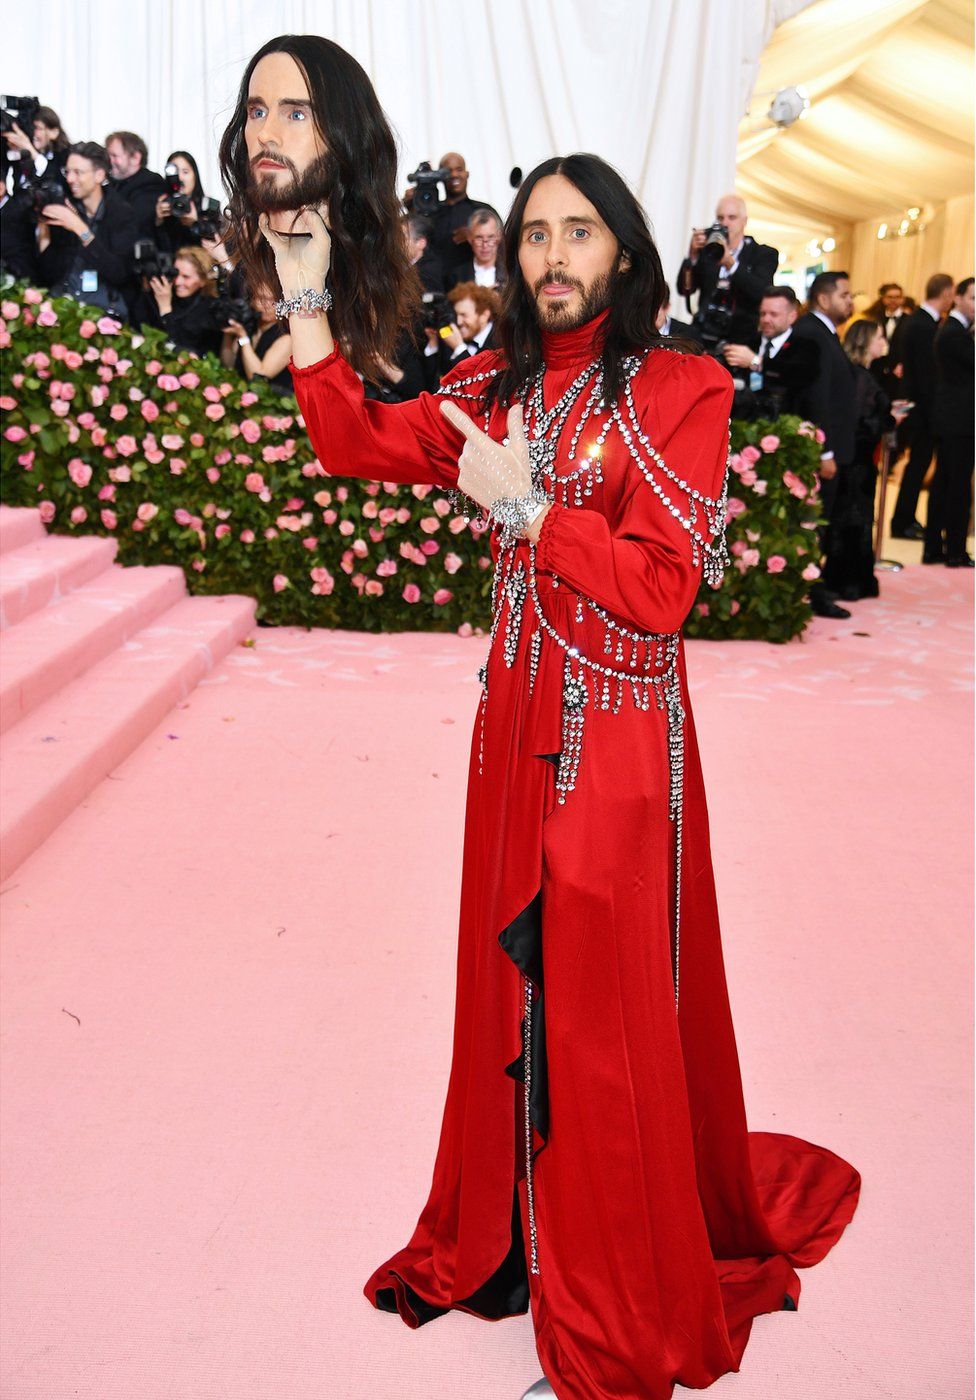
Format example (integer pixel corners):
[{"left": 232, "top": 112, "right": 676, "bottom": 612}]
[
  {"left": 3, "top": 103, "right": 71, "bottom": 183},
  {"left": 219, "top": 284, "right": 293, "bottom": 394},
  {"left": 425, "top": 152, "right": 500, "bottom": 286},
  {"left": 722, "top": 286, "right": 820, "bottom": 420},
  {"left": 146, "top": 245, "right": 222, "bottom": 357},
  {"left": 154, "top": 149, "right": 207, "bottom": 254},
  {"left": 35, "top": 141, "right": 135, "bottom": 318},
  {"left": 106, "top": 130, "right": 167, "bottom": 242},
  {"left": 676, "top": 193, "right": 778, "bottom": 352},
  {"left": 433, "top": 280, "right": 498, "bottom": 376}
]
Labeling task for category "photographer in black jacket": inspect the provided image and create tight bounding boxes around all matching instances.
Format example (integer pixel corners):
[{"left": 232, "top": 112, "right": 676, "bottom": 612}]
[
  {"left": 106, "top": 130, "right": 167, "bottom": 242},
  {"left": 677, "top": 193, "right": 778, "bottom": 353},
  {"left": 154, "top": 149, "right": 207, "bottom": 255},
  {"left": 35, "top": 142, "right": 135, "bottom": 318},
  {"left": 146, "top": 244, "right": 222, "bottom": 357}
]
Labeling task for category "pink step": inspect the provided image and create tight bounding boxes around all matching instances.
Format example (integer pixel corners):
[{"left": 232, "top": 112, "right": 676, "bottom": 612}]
[
  {"left": 0, "top": 563, "right": 188, "bottom": 734},
  {"left": 0, "top": 534, "right": 118, "bottom": 630},
  {"left": 0, "top": 506, "right": 47, "bottom": 555},
  {"left": 0, "top": 592, "right": 257, "bottom": 882}
]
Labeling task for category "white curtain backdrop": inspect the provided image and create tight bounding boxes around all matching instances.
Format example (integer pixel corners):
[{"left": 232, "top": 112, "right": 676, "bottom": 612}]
[{"left": 6, "top": 0, "right": 802, "bottom": 286}]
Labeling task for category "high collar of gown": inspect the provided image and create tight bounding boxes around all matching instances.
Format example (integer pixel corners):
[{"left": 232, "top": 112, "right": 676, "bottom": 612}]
[{"left": 540, "top": 308, "right": 610, "bottom": 370}]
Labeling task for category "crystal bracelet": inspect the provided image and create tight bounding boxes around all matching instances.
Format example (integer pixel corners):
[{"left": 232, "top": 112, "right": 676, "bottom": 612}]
[{"left": 274, "top": 287, "right": 333, "bottom": 320}]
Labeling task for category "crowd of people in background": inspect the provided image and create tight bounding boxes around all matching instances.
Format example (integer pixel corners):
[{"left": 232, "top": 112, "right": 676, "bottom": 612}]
[{"left": 1, "top": 103, "right": 972, "bottom": 602}]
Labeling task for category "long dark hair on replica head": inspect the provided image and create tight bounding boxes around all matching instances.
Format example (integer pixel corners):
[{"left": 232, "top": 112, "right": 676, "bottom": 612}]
[
  {"left": 219, "top": 34, "right": 419, "bottom": 377},
  {"left": 487, "top": 153, "right": 698, "bottom": 410}
]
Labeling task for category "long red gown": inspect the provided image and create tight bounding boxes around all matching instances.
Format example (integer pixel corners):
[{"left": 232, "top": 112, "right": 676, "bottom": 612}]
[{"left": 290, "top": 313, "right": 860, "bottom": 1399}]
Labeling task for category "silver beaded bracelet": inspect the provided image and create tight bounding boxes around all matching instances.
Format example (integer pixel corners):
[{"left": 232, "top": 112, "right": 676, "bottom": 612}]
[
  {"left": 274, "top": 287, "right": 333, "bottom": 320},
  {"left": 489, "top": 486, "right": 549, "bottom": 550}
]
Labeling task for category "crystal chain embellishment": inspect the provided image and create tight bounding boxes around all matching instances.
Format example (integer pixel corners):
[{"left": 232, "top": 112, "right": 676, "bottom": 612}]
[
  {"left": 523, "top": 973, "right": 541, "bottom": 1275},
  {"left": 556, "top": 654, "right": 588, "bottom": 804},
  {"left": 503, "top": 561, "right": 527, "bottom": 667}
]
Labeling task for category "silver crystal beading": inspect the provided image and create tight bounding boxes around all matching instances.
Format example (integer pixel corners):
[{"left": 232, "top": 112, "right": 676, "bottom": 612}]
[{"left": 273, "top": 287, "right": 333, "bottom": 320}]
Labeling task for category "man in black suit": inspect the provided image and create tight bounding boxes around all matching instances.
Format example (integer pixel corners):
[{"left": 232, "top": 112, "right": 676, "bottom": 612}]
[
  {"left": 35, "top": 142, "right": 136, "bottom": 319},
  {"left": 676, "top": 193, "right": 778, "bottom": 350},
  {"left": 890, "top": 272, "right": 956, "bottom": 538},
  {"left": 105, "top": 130, "right": 167, "bottom": 244},
  {"left": 403, "top": 212, "right": 445, "bottom": 293},
  {"left": 432, "top": 280, "right": 499, "bottom": 379},
  {"left": 721, "top": 285, "right": 820, "bottom": 419},
  {"left": 924, "top": 277, "right": 974, "bottom": 567},
  {"left": 792, "top": 271, "right": 857, "bottom": 618},
  {"left": 427, "top": 152, "right": 501, "bottom": 289},
  {"left": 448, "top": 207, "right": 506, "bottom": 291},
  {"left": 655, "top": 282, "right": 693, "bottom": 338}
]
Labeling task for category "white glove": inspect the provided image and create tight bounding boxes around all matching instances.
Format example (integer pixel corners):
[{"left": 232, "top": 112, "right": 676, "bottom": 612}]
[
  {"left": 439, "top": 401, "right": 532, "bottom": 514},
  {"left": 257, "top": 203, "right": 332, "bottom": 299}
]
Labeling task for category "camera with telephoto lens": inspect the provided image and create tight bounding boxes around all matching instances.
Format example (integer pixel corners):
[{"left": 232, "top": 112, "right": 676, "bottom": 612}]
[
  {"left": 133, "top": 238, "right": 175, "bottom": 282},
  {"left": 0, "top": 95, "right": 40, "bottom": 136},
  {"left": 419, "top": 290, "right": 454, "bottom": 332},
  {"left": 406, "top": 161, "right": 449, "bottom": 215},
  {"left": 212, "top": 270, "right": 259, "bottom": 337},
  {"left": 692, "top": 284, "right": 734, "bottom": 358},
  {"left": 196, "top": 197, "right": 223, "bottom": 240},
  {"left": 700, "top": 221, "right": 730, "bottom": 264},
  {"left": 163, "top": 163, "right": 192, "bottom": 218},
  {"left": 29, "top": 174, "right": 68, "bottom": 216}
]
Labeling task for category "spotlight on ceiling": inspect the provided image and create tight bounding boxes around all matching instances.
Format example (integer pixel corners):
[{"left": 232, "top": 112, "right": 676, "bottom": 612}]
[{"left": 767, "top": 86, "right": 811, "bottom": 128}]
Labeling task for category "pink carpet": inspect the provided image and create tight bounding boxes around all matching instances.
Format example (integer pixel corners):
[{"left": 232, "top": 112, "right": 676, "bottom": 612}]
[{"left": 1, "top": 564, "right": 972, "bottom": 1400}]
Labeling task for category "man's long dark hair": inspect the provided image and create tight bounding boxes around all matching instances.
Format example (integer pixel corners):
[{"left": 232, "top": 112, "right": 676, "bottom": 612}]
[
  {"left": 488, "top": 153, "right": 697, "bottom": 409},
  {"left": 219, "top": 35, "right": 418, "bottom": 377}
]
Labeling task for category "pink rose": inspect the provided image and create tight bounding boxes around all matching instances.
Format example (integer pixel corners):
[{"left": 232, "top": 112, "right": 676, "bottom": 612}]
[
  {"left": 203, "top": 385, "right": 221, "bottom": 403},
  {"left": 109, "top": 403, "right": 128, "bottom": 421},
  {"left": 96, "top": 316, "right": 121, "bottom": 335},
  {"left": 97, "top": 485, "right": 116, "bottom": 501},
  {"left": 402, "top": 583, "right": 422, "bottom": 603},
  {"left": 376, "top": 559, "right": 398, "bottom": 577},
  {"left": 420, "top": 516, "right": 440, "bottom": 534},
  {"left": 37, "top": 307, "right": 58, "bottom": 327},
  {"left": 179, "top": 371, "right": 200, "bottom": 389},
  {"left": 63, "top": 351, "right": 84, "bottom": 370},
  {"left": 725, "top": 496, "right": 747, "bottom": 519},
  {"left": 17, "top": 451, "right": 35, "bottom": 469},
  {"left": 38, "top": 500, "right": 56, "bottom": 523},
  {"left": 1, "top": 300, "right": 20, "bottom": 319},
  {"left": 206, "top": 468, "right": 221, "bottom": 484},
  {"left": 741, "top": 548, "right": 760, "bottom": 568},
  {"left": 115, "top": 435, "right": 138, "bottom": 456},
  {"left": 696, "top": 603, "right": 710, "bottom": 617},
  {"left": 322, "top": 509, "right": 337, "bottom": 525},
  {"left": 240, "top": 391, "right": 258, "bottom": 407},
  {"left": 310, "top": 566, "right": 334, "bottom": 595},
  {"left": 730, "top": 600, "right": 741, "bottom": 616},
  {"left": 240, "top": 529, "right": 255, "bottom": 544},
  {"left": 173, "top": 508, "right": 193, "bottom": 526},
  {"left": 100, "top": 509, "right": 117, "bottom": 529},
  {"left": 70, "top": 506, "right": 88, "bottom": 524},
  {"left": 801, "top": 563, "right": 821, "bottom": 581},
  {"left": 140, "top": 400, "right": 160, "bottom": 421},
  {"left": 433, "top": 588, "right": 453, "bottom": 605},
  {"left": 68, "top": 459, "right": 93, "bottom": 487},
  {"left": 273, "top": 574, "right": 290, "bottom": 592},
  {"left": 79, "top": 319, "right": 98, "bottom": 339},
  {"left": 752, "top": 480, "right": 768, "bottom": 495},
  {"left": 4, "top": 425, "right": 27, "bottom": 442},
  {"left": 759, "top": 435, "right": 780, "bottom": 454},
  {"left": 739, "top": 468, "right": 757, "bottom": 486},
  {"left": 766, "top": 555, "right": 787, "bottom": 573},
  {"left": 23, "top": 288, "right": 44, "bottom": 304},
  {"left": 136, "top": 502, "right": 159, "bottom": 522},
  {"left": 814, "top": 428, "right": 826, "bottom": 444},
  {"left": 443, "top": 552, "right": 463, "bottom": 574},
  {"left": 240, "top": 419, "right": 262, "bottom": 443},
  {"left": 169, "top": 458, "right": 186, "bottom": 475},
  {"left": 156, "top": 374, "right": 180, "bottom": 392},
  {"left": 244, "top": 472, "right": 266, "bottom": 493},
  {"left": 364, "top": 579, "right": 384, "bottom": 597},
  {"left": 740, "top": 444, "right": 761, "bottom": 464},
  {"left": 204, "top": 404, "right": 225, "bottom": 421},
  {"left": 190, "top": 433, "right": 204, "bottom": 447},
  {"left": 214, "top": 524, "right": 231, "bottom": 539},
  {"left": 338, "top": 519, "right": 355, "bottom": 536},
  {"left": 100, "top": 347, "right": 119, "bottom": 366}
]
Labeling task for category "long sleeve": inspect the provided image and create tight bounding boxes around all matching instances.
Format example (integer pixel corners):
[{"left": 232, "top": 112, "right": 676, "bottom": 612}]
[
  {"left": 290, "top": 345, "right": 492, "bottom": 488},
  {"left": 535, "top": 353, "right": 732, "bottom": 635},
  {"left": 730, "top": 243, "right": 778, "bottom": 305}
]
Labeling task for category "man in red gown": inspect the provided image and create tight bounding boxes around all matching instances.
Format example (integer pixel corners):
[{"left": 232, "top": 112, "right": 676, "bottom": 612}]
[{"left": 245, "top": 54, "right": 861, "bottom": 1392}]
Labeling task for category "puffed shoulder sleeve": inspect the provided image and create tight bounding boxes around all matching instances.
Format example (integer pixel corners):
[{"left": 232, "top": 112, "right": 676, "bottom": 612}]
[
  {"left": 534, "top": 352, "right": 732, "bottom": 634},
  {"left": 289, "top": 347, "right": 502, "bottom": 490}
]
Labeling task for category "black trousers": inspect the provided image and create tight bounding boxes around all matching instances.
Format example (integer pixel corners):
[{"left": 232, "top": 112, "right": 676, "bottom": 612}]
[
  {"left": 891, "top": 422, "right": 934, "bottom": 531},
  {"left": 924, "top": 434, "right": 975, "bottom": 558}
]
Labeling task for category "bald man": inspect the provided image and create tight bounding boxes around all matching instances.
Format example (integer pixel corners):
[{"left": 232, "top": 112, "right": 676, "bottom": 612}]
[
  {"left": 677, "top": 192, "right": 778, "bottom": 352},
  {"left": 428, "top": 150, "right": 501, "bottom": 285}
]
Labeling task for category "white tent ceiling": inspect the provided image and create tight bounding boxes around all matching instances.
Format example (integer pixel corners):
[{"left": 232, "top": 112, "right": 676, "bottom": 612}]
[{"left": 737, "top": 0, "right": 974, "bottom": 272}]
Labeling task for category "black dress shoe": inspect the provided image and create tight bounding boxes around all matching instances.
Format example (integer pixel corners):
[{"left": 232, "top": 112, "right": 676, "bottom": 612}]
[
  {"left": 891, "top": 522, "right": 925, "bottom": 540},
  {"left": 811, "top": 599, "right": 851, "bottom": 619},
  {"left": 946, "top": 554, "right": 975, "bottom": 568},
  {"left": 922, "top": 550, "right": 947, "bottom": 564}
]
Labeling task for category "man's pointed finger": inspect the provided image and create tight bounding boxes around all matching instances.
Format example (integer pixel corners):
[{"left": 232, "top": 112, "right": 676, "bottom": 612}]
[
  {"left": 440, "top": 400, "right": 485, "bottom": 442},
  {"left": 506, "top": 402, "right": 529, "bottom": 457}
]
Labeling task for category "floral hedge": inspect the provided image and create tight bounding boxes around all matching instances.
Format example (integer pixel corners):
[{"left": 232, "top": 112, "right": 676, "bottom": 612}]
[{"left": 0, "top": 282, "right": 823, "bottom": 642}]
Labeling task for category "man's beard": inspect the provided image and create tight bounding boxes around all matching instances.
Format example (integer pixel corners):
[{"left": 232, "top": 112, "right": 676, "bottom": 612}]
[
  {"left": 245, "top": 149, "right": 331, "bottom": 216},
  {"left": 532, "top": 267, "right": 616, "bottom": 332}
]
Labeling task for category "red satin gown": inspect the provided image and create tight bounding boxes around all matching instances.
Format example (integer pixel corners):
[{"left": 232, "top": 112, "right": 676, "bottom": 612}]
[{"left": 290, "top": 313, "right": 861, "bottom": 1400}]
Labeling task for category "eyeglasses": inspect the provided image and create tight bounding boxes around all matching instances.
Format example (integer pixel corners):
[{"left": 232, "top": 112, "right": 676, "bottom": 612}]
[{"left": 472, "top": 235, "right": 498, "bottom": 245}]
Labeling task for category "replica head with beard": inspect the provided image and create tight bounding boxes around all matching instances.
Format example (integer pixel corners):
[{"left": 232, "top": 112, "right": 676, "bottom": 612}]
[
  {"left": 487, "top": 153, "right": 698, "bottom": 412},
  {"left": 219, "top": 35, "right": 419, "bottom": 377}
]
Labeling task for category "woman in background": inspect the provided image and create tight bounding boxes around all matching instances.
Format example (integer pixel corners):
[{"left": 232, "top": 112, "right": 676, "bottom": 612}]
[{"left": 148, "top": 244, "right": 222, "bottom": 357}]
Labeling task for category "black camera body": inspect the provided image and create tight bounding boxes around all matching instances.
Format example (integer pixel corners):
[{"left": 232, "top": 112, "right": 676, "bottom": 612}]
[
  {"left": 693, "top": 284, "right": 734, "bottom": 358},
  {"left": 419, "top": 290, "right": 454, "bottom": 332},
  {"left": 0, "top": 94, "right": 40, "bottom": 136},
  {"left": 134, "top": 238, "right": 175, "bottom": 282},
  {"left": 213, "top": 270, "right": 259, "bottom": 337},
  {"left": 163, "top": 163, "right": 192, "bottom": 218},
  {"left": 700, "top": 222, "right": 730, "bottom": 264},
  {"left": 407, "top": 162, "right": 449, "bottom": 216},
  {"left": 29, "top": 174, "right": 68, "bottom": 216},
  {"left": 196, "top": 197, "right": 223, "bottom": 240}
]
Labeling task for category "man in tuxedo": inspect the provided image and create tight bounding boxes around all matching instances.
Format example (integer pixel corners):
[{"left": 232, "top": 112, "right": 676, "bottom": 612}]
[
  {"left": 448, "top": 207, "right": 505, "bottom": 291},
  {"left": 924, "top": 277, "right": 974, "bottom": 567},
  {"left": 676, "top": 193, "right": 778, "bottom": 350},
  {"left": 792, "top": 271, "right": 857, "bottom": 618},
  {"left": 428, "top": 280, "right": 499, "bottom": 380},
  {"left": 890, "top": 272, "right": 956, "bottom": 539},
  {"left": 868, "top": 282, "right": 908, "bottom": 416},
  {"left": 722, "top": 285, "right": 820, "bottom": 419},
  {"left": 655, "top": 282, "right": 693, "bottom": 338}
]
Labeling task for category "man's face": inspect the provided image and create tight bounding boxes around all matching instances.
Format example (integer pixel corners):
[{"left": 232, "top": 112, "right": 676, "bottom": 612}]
[
  {"left": 758, "top": 296, "right": 797, "bottom": 338},
  {"left": 403, "top": 222, "right": 425, "bottom": 264},
  {"left": 439, "top": 152, "right": 468, "bottom": 200},
  {"left": 107, "top": 139, "right": 141, "bottom": 180},
  {"left": 471, "top": 220, "right": 501, "bottom": 266},
  {"left": 64, "top": 155, "right": 103, "bottom": 202},
  {"left": 882, "top": 286, "right": 903, "bottom": 314},
  {"left": 958, "top": 283, "right": 975, "bottom": 322},
  {"left": 819, "top": 278, "right": 853, "bottom": 325},
  {"left": 518, "top": 173, "right": 628, "bottom": 333},
  {"left": 715, "top": 197, "right": 746, "bottom": 247},
  {"left": 32, "top": 121, "right": 57, "bottom": 153},
  {"left": 453, "top": 296, "right": 490, "bottom": 341},
  {"left": 245, "top": 51, "right": 329, "bottom": 216}
]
